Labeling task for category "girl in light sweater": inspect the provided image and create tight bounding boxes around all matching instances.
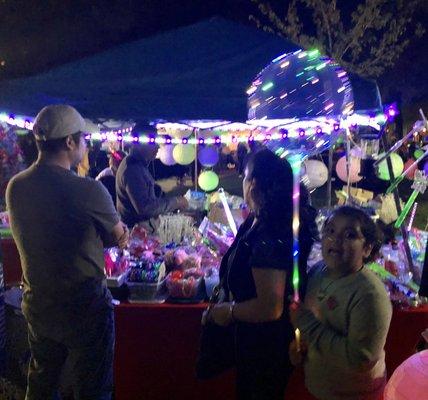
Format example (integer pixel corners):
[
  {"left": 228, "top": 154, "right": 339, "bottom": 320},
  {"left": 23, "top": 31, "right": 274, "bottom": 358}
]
[{"left": 290, "top": 206, "right": 392, "bottom": 400}]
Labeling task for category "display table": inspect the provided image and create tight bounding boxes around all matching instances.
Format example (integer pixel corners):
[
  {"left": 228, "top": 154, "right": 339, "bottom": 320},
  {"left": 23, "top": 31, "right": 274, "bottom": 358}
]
[{"left": 2, "top": 237, "right": 428, "bottom": 399}]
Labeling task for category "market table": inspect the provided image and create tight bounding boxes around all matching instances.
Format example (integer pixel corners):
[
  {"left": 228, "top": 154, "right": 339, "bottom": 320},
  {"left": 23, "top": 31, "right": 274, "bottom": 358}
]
[{"left": 2, "top": 237, "right": 427, "bottom": 399}]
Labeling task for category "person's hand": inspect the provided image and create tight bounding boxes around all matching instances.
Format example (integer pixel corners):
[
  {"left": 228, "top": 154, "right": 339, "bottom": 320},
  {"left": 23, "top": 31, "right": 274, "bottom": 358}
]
[
  {"left": 289, "top": 339, "right": 308, "bottom": 366},
  {"left": 289, "top": 301, "right": 303, "bottom": 327},
  {"left": 209, "top": 303, "right": 233, "bottom": 327},
  {"left": 117, "top": 222, "right": 129, "bottom": 249},
  {"left": 175, "top": 196, "right": 189, "bottom": 211}
]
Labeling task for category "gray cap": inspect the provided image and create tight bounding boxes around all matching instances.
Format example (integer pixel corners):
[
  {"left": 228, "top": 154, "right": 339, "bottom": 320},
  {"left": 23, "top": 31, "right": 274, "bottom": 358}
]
[{"left": 33, "top": 104, "right": 86, "bottom": 141}]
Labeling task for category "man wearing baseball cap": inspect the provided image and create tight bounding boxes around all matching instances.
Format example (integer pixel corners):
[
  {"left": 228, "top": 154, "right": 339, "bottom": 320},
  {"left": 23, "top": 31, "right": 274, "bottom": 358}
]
[{"left": 6, "top": 104, "right": 128, "bottom": 399}]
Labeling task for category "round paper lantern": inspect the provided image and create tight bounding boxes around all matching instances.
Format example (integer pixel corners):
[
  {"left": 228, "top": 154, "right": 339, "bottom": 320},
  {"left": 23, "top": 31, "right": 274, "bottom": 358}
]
[
  {"left": 198, "top": 146, "right": 219, "bottom": 167},
  {"left": 376, "top": 153, "right": 404, "bottom": 181},
  {"left": 403, "top": 158, "right": 418, "bottom": 180},
  {"left": 248, "top": 49, "right": 354, "bottom": 120},
  {"left": 414, "top": 149, "right": 424, "bottom": 159},
  {"left": 198, "top": 170, "right": 219, "bottom": 192},
  {"left": 173, "top": 144, "right": 196, "bottom": 165},
  {"left": 304, "top": 160, "right": 328, "bottom": 189},
  {"left": 336, "top": 155, "right": 362, "bottom": 183},
  {"left": 384, "top": 350, "right": 428, "bottom": 400},
  {"left": 158, "top": 145, "right": 176, "bottom": 166}
]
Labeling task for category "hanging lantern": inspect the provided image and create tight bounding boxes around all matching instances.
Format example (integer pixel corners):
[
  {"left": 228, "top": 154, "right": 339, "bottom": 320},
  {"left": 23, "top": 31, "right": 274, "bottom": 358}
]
[
  {"left": 403, "top": 158, "right": 418, "bottom": 180},
  {"left": 173, "top": 144, "right": 196, "bottom": 165},
  {"left": 198, "top": 170, "right": 219, "bottom": 192},
  {"left": 376, "top": 153, "right": 404, "bottom": 181},
  {"left": 158, "top": 145, "right": 176, "bottom": 166},
  {"left": 304, "top": 159, "right": 328, "bottom": 189},
  {"left": 198, "top": 146, "right": 219, "bottom": 167},
  {"left": 336, "top": 155, "right": 362, "bottom": 183}
]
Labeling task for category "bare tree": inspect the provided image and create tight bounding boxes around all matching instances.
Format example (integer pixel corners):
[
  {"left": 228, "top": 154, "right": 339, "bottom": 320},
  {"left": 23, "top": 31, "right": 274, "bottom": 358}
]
[{"left": 250, "top": 0, "right": 425, "bottom": 78}]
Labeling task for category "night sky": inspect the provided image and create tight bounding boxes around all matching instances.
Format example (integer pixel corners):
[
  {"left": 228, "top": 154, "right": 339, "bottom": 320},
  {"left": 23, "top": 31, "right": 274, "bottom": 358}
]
[{"left": 0, "top": 0, "right": 426, "bottom": 110}]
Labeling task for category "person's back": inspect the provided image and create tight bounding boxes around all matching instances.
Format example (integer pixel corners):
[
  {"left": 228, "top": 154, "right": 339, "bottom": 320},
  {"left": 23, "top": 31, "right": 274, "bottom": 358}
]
[
  {"left": 7, "top": 164, "right": 117, "bottom": 337},
  {"left": 6, "top": 104, "right": 128, "bottom": 400}
]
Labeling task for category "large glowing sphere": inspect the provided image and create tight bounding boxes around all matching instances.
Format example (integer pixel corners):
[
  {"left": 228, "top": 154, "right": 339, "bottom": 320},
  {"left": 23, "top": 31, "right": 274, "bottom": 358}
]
[
  {"left": 248, "top": 49, "right": 354, "bottom": 120},
  {"left": 158, "top": 145, "right": 176, "bottom": 166},
  {"left": 198, "top": 146, "right": 219, "bottom": 167},
  {"left": 198, "top": 170, "right": 219, "bottom": 192},
  {"left": 173, "top": 144, "right": 196, "bottom": 165},
  {"left": 376, "top": 153, "right": 404, "bottom": 181}
]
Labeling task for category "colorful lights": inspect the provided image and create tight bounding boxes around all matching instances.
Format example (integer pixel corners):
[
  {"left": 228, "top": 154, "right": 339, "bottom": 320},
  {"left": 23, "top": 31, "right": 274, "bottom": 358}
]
[{"left": 261, "top": 82, "right": 274, "bottom": 91}]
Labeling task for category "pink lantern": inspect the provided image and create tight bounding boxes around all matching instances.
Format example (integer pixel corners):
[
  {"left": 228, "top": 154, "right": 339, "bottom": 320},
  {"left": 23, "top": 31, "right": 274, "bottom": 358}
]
[
  {"left": 335, "top": 155, "right": 362, "bottom": 183},
  {"left": 384, "top": 350, "right": 428, "bottom": 400},
  {"left": 198, "top": 146, "right": 219, "bottom": 167},
  {"left": 403, "top": 158, "right": 418, "bottom": 180}
]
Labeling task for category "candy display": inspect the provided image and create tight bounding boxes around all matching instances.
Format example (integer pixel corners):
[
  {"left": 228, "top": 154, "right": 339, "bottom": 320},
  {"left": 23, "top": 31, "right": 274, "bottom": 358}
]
[
  {"left": 166, "top": 268, "right": 205, "bottom": 299},
  {"left": 104, "top": 248, "right": 131, "bottom": 287}
]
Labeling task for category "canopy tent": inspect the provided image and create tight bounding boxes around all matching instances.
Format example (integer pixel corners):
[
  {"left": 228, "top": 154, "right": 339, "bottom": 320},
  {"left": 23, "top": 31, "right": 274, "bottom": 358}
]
[{"left": 0, "top": 18, "right": 382, "bottom": 123}]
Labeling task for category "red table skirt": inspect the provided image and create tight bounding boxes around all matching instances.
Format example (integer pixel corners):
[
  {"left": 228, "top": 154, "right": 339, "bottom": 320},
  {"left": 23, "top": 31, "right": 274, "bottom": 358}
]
[
  {"left": 114, "top": 302, "right": 428, "bottom": 400},
  {"left": 2, "top": 238, "right": 427, "bottom": 400}
]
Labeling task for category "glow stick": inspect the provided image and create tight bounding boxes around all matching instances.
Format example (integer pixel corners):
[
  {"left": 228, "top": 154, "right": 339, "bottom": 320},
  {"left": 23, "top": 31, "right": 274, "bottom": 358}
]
[
  {"left": 407, "top": 202, "right": 418, "bottom": 232},
  {"left": 386, "top": 147, "right": 428, "bottom": 194},
  {"left": 394, "top": 171, "right": 428, "bottom": 228},
  {"left": 218, "top": 188, "right": 237, "bottom": 237},
  {"left": 288, "top": 154, "right": 303, "bottom": 303},
  {"left": 374, "top": 121, "right": 424, "bottom": 167}
]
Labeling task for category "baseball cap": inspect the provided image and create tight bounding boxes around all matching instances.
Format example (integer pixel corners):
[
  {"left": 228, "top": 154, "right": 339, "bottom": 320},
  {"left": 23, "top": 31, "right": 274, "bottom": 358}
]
[{"left": 33, "top": 104, "right": 86, "bottom": 141}]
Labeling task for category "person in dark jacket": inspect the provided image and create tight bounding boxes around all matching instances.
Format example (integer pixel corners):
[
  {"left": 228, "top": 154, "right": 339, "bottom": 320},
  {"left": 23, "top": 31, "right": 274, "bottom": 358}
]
[{"left": 116, "top": 140, "right": 188, "bottom": 230}]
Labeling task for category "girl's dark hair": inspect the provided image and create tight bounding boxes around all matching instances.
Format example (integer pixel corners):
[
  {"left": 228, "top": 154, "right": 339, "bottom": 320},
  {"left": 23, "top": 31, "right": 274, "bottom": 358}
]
[
  {"left": 35, "top": 131, "right": 82, "bottom": 153},
  {"left": 326, "top": 206, "right": 384, "bottom": 263},
  {"left": 245, "top": 149, "right": 293, "bottom": 233}
]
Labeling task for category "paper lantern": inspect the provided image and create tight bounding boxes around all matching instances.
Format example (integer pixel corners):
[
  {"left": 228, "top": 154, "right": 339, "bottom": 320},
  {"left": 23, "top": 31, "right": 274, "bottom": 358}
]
[
  {"left": 198, "top": 146, "right": 219, "bottom": 167},
  {"left": 304, "top": 159, "right": 328, "bottom": 189},
  {"left": 336, "top": 155, "right": 362, "bottom": 183},
  {"left": 403, "top": 158, "right": 418, "bottom": 180},
  {"left": 248, "top": 49, "right": 354, "bottom": 120},
  {"left": 376, "top": 153, "right": 404, "bottom": 181},
  {"left": 173, "top": 144, "right": 196, "bottom": 165},
  {"left": 384, "top": 350, "right": 428, "bottom": 400},
  {"left": 158, "top": 145, "right": 176, "bottom": 166},
  {"left": 198, "top": 171, "right": 219, "bottom": 192}
]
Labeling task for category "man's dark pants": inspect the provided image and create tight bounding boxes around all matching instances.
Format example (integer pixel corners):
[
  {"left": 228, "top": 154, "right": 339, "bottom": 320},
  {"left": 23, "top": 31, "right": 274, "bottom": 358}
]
[{"left": 25, "top": 306, "right": 114, "bottom": 400}]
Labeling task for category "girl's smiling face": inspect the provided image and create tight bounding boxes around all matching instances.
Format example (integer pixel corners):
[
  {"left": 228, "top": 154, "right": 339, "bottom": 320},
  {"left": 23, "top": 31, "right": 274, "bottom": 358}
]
[{"left": 321, "top": 214, "right": 373, "bottom": 277}]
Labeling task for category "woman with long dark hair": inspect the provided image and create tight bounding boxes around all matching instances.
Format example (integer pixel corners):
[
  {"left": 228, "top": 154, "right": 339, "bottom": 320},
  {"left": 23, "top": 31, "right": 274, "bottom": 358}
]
[{"left": 205, "top": 149, "right": 317, "bottom": 399}]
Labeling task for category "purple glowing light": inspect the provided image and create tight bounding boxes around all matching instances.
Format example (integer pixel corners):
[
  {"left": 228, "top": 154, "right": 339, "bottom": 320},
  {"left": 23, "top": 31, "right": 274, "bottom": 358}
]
[
  {"left": 199, "top": 138, "right": 205, "bottom": 145},
  {"left": 299, "top": 129, "right": 305, "bottom": 137},
  {"left": 215, "top": 137, "right": 221, "bottom": 144},
  {"left": 182, "top": 138, "right": 188, "bottom": 144},
  {"left": 333, "top": 123, "right": 340, "bottom": 131}
]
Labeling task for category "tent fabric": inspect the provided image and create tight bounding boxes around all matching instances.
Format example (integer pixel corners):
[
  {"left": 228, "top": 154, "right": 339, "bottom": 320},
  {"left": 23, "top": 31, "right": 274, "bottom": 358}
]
[{"left": 0, "top": 18, "right": 382, "bottom": 122}]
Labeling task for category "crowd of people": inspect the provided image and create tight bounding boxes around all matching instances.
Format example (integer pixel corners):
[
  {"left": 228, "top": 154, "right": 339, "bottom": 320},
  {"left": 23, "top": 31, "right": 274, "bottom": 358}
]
[{"left": 5, "top": 104, "right": 401, "bottom": 400}]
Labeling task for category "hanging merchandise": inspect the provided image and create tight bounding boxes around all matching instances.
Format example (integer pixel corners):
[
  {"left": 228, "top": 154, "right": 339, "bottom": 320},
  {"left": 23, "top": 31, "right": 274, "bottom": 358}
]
[
  {"left": 403, "top": 158, "right": 418, "bottom": 180},
  {"left": 173, "top": 144, "right": 196, "bottom": 165},
  {"left": 376, "top": 153, "right": 404, "bottom": 181},
  {"left": 198, "top": 146, "right": 219, "bottom": 167},
  {"left": 158, "top": 144, "right": 176, "bottom": 166},
  {"left": 198, "top": 171, "right": 219, "bottom": 192},
  {"left": 304, "top": 159, "right": 328, "bottom": 189},
  {"left": 336, "top": 155, "right": 362, "bottom": 183}
]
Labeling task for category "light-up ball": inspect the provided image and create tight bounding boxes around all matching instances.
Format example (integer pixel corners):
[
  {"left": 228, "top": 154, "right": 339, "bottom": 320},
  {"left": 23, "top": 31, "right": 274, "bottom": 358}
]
[
  {"left": 158, "top": 145, "right": 176, "bottom": 166},
  {"left": 384, "top": 350, "right": 428, "bottom": 400},
  {"left": 198, "top": 171, "right": 219, "bottom": 192},
  {"left": 336, "top": 155, "right": 362, "bottom": 183},
  {"left": 248, "top": 49, "right": 354, "bottom": 120},
  {"left": 173, "top": 144, "right": 196, "bottom": 165},
  {"left": 304, "top": 159, "right": 328, "bottom": 189},
  {"left": 403, "top": 158, "right": 417, "bottom": 180},
  {"left": 376, "top": 153, "right": 404, "bottom": 181},
  {"left": 198, "top": 146, "right": 219, "bottom": 167}
]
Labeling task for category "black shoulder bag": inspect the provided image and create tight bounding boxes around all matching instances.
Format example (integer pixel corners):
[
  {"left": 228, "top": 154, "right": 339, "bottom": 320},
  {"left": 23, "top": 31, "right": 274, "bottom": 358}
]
[{"left": 195, "top": 273, "right": 236, "bottom": 379}]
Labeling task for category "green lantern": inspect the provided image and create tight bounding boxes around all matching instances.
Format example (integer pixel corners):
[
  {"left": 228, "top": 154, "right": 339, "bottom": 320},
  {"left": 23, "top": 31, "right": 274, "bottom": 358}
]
[
  {"left": 376, "top": 152, "right": 404, "bottom": 181},
  {"left": 172, "top": 144, "right": 196, "bottom": 165},
  {"left": 198, "top": 170, "right": 219, "bottom": 192}
]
